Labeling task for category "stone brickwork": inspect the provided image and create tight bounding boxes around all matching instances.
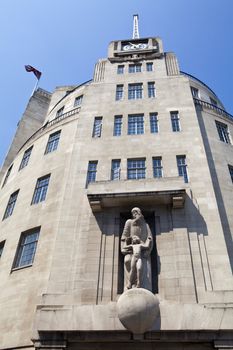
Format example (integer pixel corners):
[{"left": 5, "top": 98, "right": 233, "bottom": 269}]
[{"left": 0, "top": 36, "right": 232, "bottom": 350}]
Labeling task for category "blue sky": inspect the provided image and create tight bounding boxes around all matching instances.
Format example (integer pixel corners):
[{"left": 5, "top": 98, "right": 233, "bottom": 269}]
[{"left": 0, "top": 0, "right": 232, "bottom": 165}]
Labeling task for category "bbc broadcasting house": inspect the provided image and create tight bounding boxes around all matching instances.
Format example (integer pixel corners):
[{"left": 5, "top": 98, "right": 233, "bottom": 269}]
[{"left": 0, "top": 17, "right": 233, "bottom": 350}]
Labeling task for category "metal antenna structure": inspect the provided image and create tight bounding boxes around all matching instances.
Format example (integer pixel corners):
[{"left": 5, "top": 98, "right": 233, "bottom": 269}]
[{"left": 133, "top": 14, "right": 140, "bottom": 39}]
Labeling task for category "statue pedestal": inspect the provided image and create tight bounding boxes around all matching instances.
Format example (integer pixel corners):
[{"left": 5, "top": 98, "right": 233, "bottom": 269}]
[{"left": 117, "top": 288, "right": 160, "bottom": 335}]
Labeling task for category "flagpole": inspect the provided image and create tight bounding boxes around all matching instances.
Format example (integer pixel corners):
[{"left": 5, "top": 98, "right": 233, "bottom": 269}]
[{"left": 30, "top": 77, "right": 40, "bottom": 97}]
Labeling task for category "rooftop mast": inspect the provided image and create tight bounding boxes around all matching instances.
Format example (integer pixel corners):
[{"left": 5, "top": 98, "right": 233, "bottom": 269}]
[{"left": 133, "top": 14, "right": 140, "bottom": 39}]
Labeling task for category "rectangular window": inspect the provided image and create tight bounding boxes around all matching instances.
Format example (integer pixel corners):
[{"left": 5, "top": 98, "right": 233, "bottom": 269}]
[
  {"left": 171, "top": 111, "right": 181, "bottom": 132},
  {"left": 2, "top": 164, "right": 13, "bottom": 188},
  {"left": 31, "top": 175, "right": 50, "bottom": 205},
  {"left": 45, "top": 130, "right": 61, "bottom": 154},
  {"left": 113, "top": 115, "right": 122, "bottom": 136},
  {"left": 210, "top": 97, "right": 217, "bottom": 106},
  {"left": 150, "top": 113, "right": 158, "bottom": 133},
  {"left": 111, "top": 159, "right": 121, "bottom": 180},
  {"left": 148, "top": 82, "right": 155, "bottom": 98},
  {"left": 74, "top": 95, "right": 83, "bottom": 106},
  {"left": 0, "top": 240, "right": 5, "bottom": 258},
  {"left": 3, "top": 190, "right": 19, "bottom": 220},
  {"left": 215, "top": 121, "right": 231, "bottom": 143},
  {"left": 128, "top": 83, "right": 143, "bottom": 100},
  {"left": 228, "top": 165, "right": 233, "bottom": 183},
  {"left": 128, "top": 114, "right": 144, "bottom": 135},
  {"left": 146, "top": 62, "right": 153, "bottom": 71},
  {"left": 86, "top": 161, "right": 98, "bottom": 186},
  {"left": 56, "top": 106, "right": 64, "bottom": 117},
  {"left": 127, "top": 158, "right": 146, "bottom": 179},
  {"left": 12, "top": 228, "right": 40, "bottom": 269},
  {"left": 129, "top": 64, "right": 142, "bottom": 73},
  {"left": 116, "top": 85, "right": 123, "bottom": 100},
  {"left": 191, "top": 87, "right": 199, "bottom": 98},
  {"left": 19, "top": 146, "right": 33, "bottom": 170},
  {"left": 117, "top": 65, "right": 124, "bottom": 74},
  {"left": 92, "top": 117, "right": 102, "bottom": 138},
  {"left": 177, "top": 155, "right": 188, "bottom": 183},
  {"left": 153, "top": 157, "right": 162, "bottom": 178}
]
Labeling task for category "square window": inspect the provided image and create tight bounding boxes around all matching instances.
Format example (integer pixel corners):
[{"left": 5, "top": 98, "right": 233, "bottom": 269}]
[
  {"left": 129, "top": 64, "right": 142, "bottom": 73},
  {"left": 31, "top": 175, "right": 50, "bottom": 205},
  {"left": 127, "top": 159, "right": 146, "bottom": 179},
  {"left": 128, "top": 83, "right": 143, "bottom": 100},
  {"left": 12, "top": 228, "right": 40, "bottom": 269},
  {"left": 128, "top": 114, "right": 144, "bottom": 135},
  {"left": 74, "top": 95, "right": 83, "bottom": 106},
  {"left": 117, "top": 65, "right": 124, "bottom": 74},
  {"left": 45, "top": 131, "right": 61, "bottom": 154}
]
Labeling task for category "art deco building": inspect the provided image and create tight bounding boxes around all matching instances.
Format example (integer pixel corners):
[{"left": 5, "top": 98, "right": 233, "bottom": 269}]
[{"left": 0, "top": 17, "right": 233, "bottom": 350}]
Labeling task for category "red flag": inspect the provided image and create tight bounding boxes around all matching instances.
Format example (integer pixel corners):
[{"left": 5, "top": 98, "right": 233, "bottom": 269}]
[{"left": 25, "top": 65, "right": 42, "bottom": 80}]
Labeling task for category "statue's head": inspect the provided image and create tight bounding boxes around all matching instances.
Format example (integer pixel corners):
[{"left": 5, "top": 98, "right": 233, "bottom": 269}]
[
  {"left": 131, "top": 207, "right": 142, "bottom": 219},
  {"left": 132, "top": 235, "right": 141, "bottom": 244}
]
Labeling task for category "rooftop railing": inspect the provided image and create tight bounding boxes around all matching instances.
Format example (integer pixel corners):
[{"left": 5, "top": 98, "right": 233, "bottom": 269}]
[
  {"left": 18, "top": 106, "right": 81, "bottom": 153},
  {"left": 193, "top": 98, "right": 233, "bottom": 120}
]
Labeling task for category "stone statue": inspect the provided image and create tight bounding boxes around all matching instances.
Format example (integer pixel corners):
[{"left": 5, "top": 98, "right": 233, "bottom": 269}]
[{"left": 121, "top": 207, "right": 153, "bottom": 291}]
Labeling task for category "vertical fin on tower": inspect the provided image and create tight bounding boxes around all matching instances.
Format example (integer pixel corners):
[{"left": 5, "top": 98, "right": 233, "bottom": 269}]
[{"left": 133, "top": 14, "right": 140, "bottom": 39}]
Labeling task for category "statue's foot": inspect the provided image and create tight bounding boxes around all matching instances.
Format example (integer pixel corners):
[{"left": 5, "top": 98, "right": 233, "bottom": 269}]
[{"left": 127, "top": 283, "right": 132, "bottom": 289}]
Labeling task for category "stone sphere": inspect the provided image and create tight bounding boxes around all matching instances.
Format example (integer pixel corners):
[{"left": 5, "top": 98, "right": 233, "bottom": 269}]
[{"left": 117, "top": 288, "right": 160, "bottom": 334}]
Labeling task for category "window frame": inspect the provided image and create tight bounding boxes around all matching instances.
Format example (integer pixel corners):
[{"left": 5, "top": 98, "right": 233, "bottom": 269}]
[
  {"left": 146, "top": 62, "right": 153, "bottom": 72},
  {"left": 31, "top": 174, "right": 50, "bottom": 205},
  {"left": 111, "top": 159, "right": 121, "bottom": 180},
  {"left": 228, "top": 165, "right": 233, "bottom": 182},
  {"left": 2, "top": 164, "right": 13, "bottom": 188},
  {"left": 150, "top": 113, "right": 159, "bottom": 133},
  {"left": 152, "top": 157, "right": 163, "bottom": 178},
  {"left": 148, "top": 82, "right": 156, "bottom": 98},
  {"left": 0, "top": 240, "right": 5, "bottom": 258},
  {"left": 128, "top": 83, "right": 143, "bottom": 100},
  {"left": 128, "top": 64, "right": 142, "bottom": 73},
  {"left": 117, "top": 65, "right": 124, "bottom": 74},
  {"left": 127, "top": 158, "right": 146, "bottom": 180},
  {"left": 170, "top": 111, "right": 181, "bottom": 132},
  {"left": 215, "top": 121, "right": 231, "bottom": 144},
  {"left": 92, "top": 117, "right": 103, "bottom": 138},
  {"left": 74, "top": 95, "right": 83, "bottom": 107},
  {"left": 128, "top": 114, "right": 144, "bottom": 135},
  {"left": 45, "top": 130, "right": 61, "bottom": 154},
  {"left": 19, "top": 146, "right": 33, "bottom": 170},
  {"left": 191, "top": 87, "right": 199, "bottom": 98},
  {"left": 86, "top": 161, "right": 98, "bottom": 187},
  {"left": 3, "top": 190, "right": 19, "bottom": 220},
  {"left": 12, "top": 228, "right": 40, "bottom": 270},
  {"left": 56, "top": 106, "right": 64, "bottom": 118},
  {"left": 116, "top": 84, "right": 124, "bottom": 101},
  {"left": 177, "top": 155, "right": 188, "bottom": 183},
  {"left": 113, "top": 115, "right": 122, "bottom": 136}
]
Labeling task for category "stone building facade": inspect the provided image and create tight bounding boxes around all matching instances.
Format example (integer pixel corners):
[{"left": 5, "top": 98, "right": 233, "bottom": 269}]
[{"left": 0, "top": 32, "right": 233, "bottom": 350}]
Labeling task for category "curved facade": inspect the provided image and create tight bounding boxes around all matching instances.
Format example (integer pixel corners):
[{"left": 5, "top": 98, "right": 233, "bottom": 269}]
[{"left": 0, "top": 35, "right": 233, "bottom": 350}]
